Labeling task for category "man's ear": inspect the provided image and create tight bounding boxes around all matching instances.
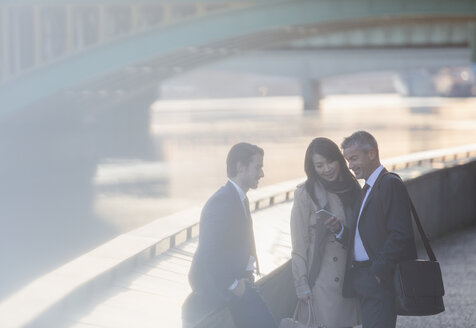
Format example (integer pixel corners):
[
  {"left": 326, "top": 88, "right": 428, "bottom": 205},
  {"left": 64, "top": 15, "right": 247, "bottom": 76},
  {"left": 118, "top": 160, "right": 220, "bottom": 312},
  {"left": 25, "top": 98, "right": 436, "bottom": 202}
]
[
  {"left": 368, "top": 148, "right": 377, "bottom": 161},
  {"left": 236, "top": 161, "right": 245, "bottom": 174}
]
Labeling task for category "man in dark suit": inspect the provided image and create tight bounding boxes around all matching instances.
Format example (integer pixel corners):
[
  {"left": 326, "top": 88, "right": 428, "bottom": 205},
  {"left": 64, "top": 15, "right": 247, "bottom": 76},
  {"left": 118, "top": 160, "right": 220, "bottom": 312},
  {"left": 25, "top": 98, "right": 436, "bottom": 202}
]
[
  {"left": 186, "top": 142, "right": 276, "bottom": 328},
  {"left": 336, "top": 131, "right": 417, "bottom": 328}
]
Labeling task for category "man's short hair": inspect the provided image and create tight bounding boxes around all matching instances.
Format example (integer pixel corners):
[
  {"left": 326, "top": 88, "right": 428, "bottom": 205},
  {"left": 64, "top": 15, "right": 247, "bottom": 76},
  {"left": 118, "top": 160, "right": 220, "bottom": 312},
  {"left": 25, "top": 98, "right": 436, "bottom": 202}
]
[
  {"left": 226, "top": 143, "right": 264, "bottom": 178},
  {"left": 341, "top": 130, "right": 379, "bottom": 154}
]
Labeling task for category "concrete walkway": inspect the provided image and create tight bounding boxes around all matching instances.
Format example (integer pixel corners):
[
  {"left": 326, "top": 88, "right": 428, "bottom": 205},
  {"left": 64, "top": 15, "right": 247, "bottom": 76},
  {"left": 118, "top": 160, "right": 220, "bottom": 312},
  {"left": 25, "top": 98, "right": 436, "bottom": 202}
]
[
  {"left": 68, "top": 201, "right": 294, "bottom": 327},
  {"left": 397, "top": 224, "right": 476, "bottom": 328},
  {"left": 68, "top": 207, "right": 476, "bottom": 327}
]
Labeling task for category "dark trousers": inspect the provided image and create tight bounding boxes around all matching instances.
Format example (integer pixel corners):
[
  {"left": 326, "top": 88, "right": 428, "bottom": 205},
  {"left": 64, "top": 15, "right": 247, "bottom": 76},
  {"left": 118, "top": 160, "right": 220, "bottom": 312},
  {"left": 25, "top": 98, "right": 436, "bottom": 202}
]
[
  {"left": 353, "top": 267, "right": 396, "bottom": 328},
  {"left": 182, "top": 292, "right": 225, "bottom": 327},
  {"left": 229, "top": 283, "right": 277, "bottom": 328}
]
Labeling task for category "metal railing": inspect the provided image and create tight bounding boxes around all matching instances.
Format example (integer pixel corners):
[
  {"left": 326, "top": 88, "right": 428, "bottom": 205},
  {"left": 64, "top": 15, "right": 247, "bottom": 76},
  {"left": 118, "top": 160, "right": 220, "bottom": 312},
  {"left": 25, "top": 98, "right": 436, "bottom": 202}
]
[
  {"left": 161, "top": 143, "right": 476, "bottom": 258},
  {"left": 383, "top": 143, "right": 476, "bottom": 170}
]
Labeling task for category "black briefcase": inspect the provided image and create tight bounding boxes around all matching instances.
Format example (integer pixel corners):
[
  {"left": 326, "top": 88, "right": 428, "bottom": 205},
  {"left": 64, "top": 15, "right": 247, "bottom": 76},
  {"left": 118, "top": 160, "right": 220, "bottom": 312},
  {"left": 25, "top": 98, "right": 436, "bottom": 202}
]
[{"left": 394, "top": 201, "right": 445, "bottom": 316}]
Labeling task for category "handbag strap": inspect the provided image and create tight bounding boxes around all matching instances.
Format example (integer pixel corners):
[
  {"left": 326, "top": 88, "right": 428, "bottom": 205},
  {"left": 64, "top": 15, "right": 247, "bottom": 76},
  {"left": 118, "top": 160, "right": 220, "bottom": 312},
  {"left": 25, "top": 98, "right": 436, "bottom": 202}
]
[
  {"left": 307, "top": 300, "right": 318, "bottom": 327},
  {"left": 377, "top": 172, "right": 437, "bottom": 262},
  {"left": 292, "top": 299, "right": 318, "bottom": 327},
  {"left": 292, "top": 300, "right": 302, "bottom": 321}
]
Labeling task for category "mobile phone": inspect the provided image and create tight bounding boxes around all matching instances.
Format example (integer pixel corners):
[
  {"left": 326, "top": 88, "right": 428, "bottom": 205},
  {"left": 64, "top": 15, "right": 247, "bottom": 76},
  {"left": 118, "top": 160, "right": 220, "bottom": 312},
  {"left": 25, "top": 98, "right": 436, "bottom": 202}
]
[{"left": 315, "top": 209, "right": 335, "bottom": 221}]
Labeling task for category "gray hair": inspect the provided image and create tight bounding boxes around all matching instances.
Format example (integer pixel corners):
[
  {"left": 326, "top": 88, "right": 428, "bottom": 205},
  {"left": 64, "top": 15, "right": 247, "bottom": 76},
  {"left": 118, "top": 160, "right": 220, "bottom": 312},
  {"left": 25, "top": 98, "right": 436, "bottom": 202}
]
[{"left": 341, "top": 130, "right": 379, "bottom": 153}]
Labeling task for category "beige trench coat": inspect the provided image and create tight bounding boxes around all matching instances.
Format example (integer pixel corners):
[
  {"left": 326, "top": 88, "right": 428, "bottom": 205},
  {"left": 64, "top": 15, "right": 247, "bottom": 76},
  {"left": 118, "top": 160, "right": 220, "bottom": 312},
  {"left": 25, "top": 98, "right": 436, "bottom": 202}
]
[{"left": 290, "top": 182, "right": 361, "bottom": 328}]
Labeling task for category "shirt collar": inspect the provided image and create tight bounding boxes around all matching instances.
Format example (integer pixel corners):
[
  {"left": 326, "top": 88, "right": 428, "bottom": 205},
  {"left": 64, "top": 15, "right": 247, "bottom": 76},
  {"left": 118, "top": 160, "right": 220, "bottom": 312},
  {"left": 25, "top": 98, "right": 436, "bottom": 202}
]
[
  {"left": 366, "top": 165, "right": 384, "bottom": 188},
  {"left": 229, "top": 179, "right": 246, "bottom": 202}
]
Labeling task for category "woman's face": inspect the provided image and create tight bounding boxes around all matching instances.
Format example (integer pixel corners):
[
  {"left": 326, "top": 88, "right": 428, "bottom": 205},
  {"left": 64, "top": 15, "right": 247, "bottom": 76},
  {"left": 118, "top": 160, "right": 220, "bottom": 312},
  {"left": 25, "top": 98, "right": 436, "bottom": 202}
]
[{"left": 312, "top": 153, "right": 341, "bottom": 182}]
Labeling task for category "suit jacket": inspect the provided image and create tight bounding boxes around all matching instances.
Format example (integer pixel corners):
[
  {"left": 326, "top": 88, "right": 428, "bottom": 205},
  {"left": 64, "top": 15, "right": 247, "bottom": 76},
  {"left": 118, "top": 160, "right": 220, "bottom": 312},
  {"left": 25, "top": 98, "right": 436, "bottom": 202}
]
[
  {"left": 342, "top": 169, "right": 417, "bottom": 296},
  {"left": 188, "top": 181, "right": 254, "bottom": 305}
]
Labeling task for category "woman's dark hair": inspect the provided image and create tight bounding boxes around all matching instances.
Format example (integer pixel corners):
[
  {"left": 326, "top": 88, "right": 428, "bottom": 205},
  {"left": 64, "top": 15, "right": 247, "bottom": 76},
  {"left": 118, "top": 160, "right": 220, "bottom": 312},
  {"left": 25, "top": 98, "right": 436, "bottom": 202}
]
[
  {"left": 304, "top": 137, "right": 358, "bottom": 206},
  {"left": 226, "top": 142, "right": 264, "bottom": 178}
]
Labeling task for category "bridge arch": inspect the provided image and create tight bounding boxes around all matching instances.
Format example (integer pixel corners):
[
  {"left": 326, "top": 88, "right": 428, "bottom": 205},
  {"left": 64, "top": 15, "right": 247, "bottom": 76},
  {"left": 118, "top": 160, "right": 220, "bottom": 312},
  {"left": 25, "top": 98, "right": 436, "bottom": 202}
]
[{"left": 2, "top": 0, "right": 476, "bottom": 114}]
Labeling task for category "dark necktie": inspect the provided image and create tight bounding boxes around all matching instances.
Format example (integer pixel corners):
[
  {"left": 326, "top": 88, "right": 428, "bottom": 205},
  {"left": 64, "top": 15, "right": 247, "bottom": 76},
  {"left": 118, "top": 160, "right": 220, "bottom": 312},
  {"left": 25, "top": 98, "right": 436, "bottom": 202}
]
[
  {"left": 361, "top": 183, "right": 370, "bottom": 206},
  {"left": 352, "top": 183, "right": 371, "bottom": 260},
  {"left": 244, "top": 197, "right": 261, "bottom": 276}
]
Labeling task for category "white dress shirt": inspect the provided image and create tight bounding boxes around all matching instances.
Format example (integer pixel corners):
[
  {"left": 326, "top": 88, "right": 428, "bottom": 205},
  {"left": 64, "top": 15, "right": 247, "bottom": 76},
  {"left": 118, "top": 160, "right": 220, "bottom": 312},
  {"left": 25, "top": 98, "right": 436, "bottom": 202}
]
[{"left": 353, "top": 165, "right": 385, "bottom": 261}]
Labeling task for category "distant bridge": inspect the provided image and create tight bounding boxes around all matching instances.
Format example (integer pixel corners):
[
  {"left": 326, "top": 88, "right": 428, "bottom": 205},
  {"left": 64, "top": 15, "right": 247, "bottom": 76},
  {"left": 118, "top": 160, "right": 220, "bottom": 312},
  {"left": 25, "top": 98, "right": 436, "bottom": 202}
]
[{"left": 2, "top": 0, "right": 476, "bottom": 114}]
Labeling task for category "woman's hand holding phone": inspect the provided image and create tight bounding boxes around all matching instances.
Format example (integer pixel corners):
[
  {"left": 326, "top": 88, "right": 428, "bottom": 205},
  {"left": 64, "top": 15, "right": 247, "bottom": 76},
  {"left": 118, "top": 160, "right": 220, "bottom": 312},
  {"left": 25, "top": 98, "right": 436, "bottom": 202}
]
[{"left": 315, "top": 209, "right": 342, "bottom": 234}]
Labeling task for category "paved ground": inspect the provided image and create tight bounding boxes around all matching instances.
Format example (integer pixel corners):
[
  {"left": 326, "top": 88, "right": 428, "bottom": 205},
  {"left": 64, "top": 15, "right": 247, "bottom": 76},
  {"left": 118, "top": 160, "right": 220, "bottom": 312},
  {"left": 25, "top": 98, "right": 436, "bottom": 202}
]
[
  {"left": 68, "top": 201, "right": 294, "bottom": 327},
  {"left": 396, "top": 224, "right": 476, "bottom": 328},
  {"left": 68, "top": 198, "right": 476, "bottom": 328}
]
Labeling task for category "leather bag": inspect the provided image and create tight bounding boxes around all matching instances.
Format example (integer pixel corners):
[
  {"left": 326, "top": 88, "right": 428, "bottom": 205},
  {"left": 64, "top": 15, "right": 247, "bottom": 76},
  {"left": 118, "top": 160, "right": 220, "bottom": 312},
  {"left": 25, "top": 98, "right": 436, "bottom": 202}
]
[
  {"left": 393, "top": 199, "right": 445, "bottom": 316},
  {"left": 279, "top": 300, "right": 319, "bottom": 328}
]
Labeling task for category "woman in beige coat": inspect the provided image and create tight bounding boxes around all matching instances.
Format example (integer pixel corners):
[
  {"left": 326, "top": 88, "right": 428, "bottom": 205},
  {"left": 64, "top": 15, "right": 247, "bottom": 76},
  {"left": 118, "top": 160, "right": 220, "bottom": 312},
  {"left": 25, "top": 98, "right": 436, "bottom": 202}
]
[{"left": 291, "top": 137, "right": 361, "bottom": 328}]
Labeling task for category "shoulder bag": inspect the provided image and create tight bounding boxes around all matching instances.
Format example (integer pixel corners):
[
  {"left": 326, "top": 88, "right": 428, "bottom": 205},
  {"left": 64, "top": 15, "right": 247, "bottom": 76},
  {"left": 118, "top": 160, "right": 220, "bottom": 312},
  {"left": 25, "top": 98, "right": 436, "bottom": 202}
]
[
  {"left": 394, "top": 199, "right": 445, "bottom": 316},
  {"left": 379, "top": 172, "right": 445, "bottom": 316}
]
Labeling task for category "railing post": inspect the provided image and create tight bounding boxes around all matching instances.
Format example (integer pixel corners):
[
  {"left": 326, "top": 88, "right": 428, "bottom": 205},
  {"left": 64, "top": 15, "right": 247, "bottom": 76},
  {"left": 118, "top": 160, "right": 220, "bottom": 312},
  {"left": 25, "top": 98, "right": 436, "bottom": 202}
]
[
  {"left": 1, "top": 6, "right": 9, "bottom": 83},
  {"left": 196, "top": 4, "right": 207, "bottom": 16},
  {"left": 163, "top": 4, "right": 172, "bottom": 25},
  {"left": 65, "top": 5, "right": 73, "bottom": 55},
  {"left": 98, "top": 5, "right": 106, "bottom": 44},
  {"left": 33, "top": 5, "right": 42, "bottom": 68},
  {"left": 131, "top": 4, "right": 139, "bottom": 34}
]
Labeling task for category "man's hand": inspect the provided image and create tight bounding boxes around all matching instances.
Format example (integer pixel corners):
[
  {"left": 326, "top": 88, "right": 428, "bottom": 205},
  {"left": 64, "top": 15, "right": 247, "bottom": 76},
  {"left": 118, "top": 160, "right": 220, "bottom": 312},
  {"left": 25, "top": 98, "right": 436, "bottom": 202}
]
[
  {"left": 323, "top": 217, "right": 342, "bottom": 234},
  {"left": 375, "top": 276, "right": 381, "bottom": 284},
  {"left": 245, "top": 271, "right": 255, "bottom": 284},
  {"left": 231, "top": 279, "right": 247, "bottom": 298}
]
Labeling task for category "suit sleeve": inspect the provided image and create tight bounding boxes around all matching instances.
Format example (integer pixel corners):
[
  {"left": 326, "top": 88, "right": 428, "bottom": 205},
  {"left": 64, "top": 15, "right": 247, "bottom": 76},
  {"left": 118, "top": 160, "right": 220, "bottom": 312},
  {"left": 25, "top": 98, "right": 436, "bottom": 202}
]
[
  {"left": 199, "top": 201, "right": 230, "bottom": 256},
  {"left": 370, "top": 175, "right": 415, "bottom": 279},
  {"left": 195, "top": 199, "right": 236, "bottom": 299}
]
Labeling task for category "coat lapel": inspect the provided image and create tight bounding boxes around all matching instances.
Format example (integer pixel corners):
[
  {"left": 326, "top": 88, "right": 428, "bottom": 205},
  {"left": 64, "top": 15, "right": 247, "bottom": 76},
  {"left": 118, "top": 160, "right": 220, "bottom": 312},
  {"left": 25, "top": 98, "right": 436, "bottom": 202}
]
[{"left": 359, "top": 168, "right": 388, "bottom": 221}]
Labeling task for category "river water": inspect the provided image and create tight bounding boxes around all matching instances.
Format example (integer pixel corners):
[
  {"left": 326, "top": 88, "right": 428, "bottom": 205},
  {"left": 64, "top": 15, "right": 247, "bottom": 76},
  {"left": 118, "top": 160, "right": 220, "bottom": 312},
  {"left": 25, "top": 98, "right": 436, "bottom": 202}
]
[
  {"left": 94, "top": 94, "right": 476, "bottom": 231},
  {"left": 2, "top": 94, "right": 476, "bottom": 300}
]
